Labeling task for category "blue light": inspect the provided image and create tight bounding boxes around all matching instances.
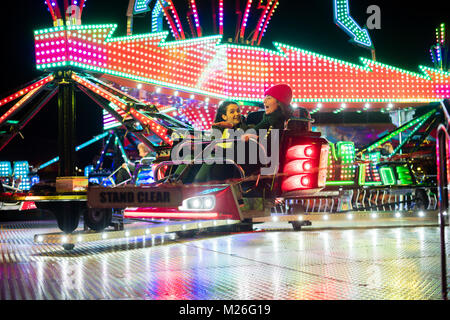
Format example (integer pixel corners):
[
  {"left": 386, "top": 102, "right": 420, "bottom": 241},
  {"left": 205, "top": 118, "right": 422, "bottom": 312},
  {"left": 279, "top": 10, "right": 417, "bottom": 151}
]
[{"left": 84, "top": 165, "right": 94, "bottom": 177}]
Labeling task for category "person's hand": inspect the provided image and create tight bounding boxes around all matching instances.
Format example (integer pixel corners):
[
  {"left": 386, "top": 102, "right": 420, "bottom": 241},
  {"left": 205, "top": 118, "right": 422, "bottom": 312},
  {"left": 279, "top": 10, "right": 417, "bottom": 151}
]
[
  {"left": 212, "top": 121, "right": 234, "bottom": 129},
  {"left": 241, "top": 133, "right": 258, "bottom": 142},
  {"left": 121, "top": 163, "right": 128, "bottom": 169}
]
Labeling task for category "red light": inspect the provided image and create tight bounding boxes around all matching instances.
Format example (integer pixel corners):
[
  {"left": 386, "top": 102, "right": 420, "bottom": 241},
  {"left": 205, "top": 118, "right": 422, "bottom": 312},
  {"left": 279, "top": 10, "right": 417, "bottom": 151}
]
[
  {"left": 303, "top": 161, "right": 312, "bottom": 171},
  {"left": 286, "top": 145, "right": 315, "bottom": 160},
  {"left": 305, "top": 146, "right": 314, "bottom": 157},
  {"left": 283, "top": 159, "right": 314, "bottom": 175},
  {"left": 301, "top": 176, "right": 311, "bottom": 187},
  {"left": 281, "top": 174, "right": 314, "bottom": 192}
]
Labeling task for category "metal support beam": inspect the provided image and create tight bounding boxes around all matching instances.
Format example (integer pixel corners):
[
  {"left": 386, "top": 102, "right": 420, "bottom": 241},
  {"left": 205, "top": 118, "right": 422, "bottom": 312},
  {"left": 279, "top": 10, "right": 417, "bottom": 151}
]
[{"left": 57, "top": 75, "right": 76, "bottom": 177}]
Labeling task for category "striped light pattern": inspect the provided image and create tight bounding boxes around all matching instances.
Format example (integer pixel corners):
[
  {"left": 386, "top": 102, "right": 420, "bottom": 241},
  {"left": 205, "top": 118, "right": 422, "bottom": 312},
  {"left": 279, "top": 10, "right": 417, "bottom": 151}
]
[
  {"left": 0, "top": 87, "right": 43, "bottom": 126},
  {"left": 0, "top": 75, "right": 54, "bottom": 108},
  {"left": 33, "top": 24, "right": 450, "bottom": 108}
]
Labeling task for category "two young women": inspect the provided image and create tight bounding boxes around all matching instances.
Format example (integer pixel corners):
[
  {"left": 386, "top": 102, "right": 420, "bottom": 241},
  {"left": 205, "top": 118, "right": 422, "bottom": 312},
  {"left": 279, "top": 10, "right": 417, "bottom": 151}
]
[{"left": 173, "top": 83, "right": 294, "bottom": 183}]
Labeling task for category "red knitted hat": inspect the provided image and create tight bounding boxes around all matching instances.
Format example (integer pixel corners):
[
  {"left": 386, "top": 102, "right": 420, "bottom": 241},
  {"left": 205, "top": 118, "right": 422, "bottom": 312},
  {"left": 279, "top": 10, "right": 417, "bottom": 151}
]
[{"left": 264, "top": 84, "right": 293, "bottom": 106}]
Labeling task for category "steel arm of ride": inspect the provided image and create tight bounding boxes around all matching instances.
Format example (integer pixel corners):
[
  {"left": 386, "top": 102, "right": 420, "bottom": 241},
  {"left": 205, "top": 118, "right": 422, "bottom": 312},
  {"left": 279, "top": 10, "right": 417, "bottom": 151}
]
[
  {"left": 358, "top": 107, "right": 439, "bottom": 155},
  {"left": 0, "top": 74, "right": 54, "bottom": 109},
  {"left": 0, "top": 87, "right": 58, "bottom": 152},
  {"left": 77, "top": 84, "right": 156, "bottom": 152},
  {"left": 73, "top": 73, "right": 172, "bottom": 145}
]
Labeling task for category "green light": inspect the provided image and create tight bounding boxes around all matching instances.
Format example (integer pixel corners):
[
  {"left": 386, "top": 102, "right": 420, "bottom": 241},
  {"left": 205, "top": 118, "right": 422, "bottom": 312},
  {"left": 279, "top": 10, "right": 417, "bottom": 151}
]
[
  {"left": 326, "top": 181, "right": 355, "bottom": 186},
  {"left": 380, "top": 167, "right": 396, "bottom": 185}
]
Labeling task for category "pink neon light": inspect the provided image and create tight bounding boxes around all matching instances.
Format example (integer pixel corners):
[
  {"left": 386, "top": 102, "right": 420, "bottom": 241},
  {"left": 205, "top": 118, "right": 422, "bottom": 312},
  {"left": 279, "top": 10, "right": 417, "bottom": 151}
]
[
  {"left": 240, "top": 0, "right": 253, "bottom": 39},
  {"left": 45, "top": 0, "right": 58, "bottom": 23},
  {"left": 124, "top": 210, "right": 221, "bottom": 220},
  {"left": 34, "top": 26, "right": 450, "bottom": 107},
  {"left": 190, "top": 0, "right": 202, "bottom": 37},
  {"left": 252, "top": 0, "right": 272, "bottom": 44},
  {"left": 257, "top": 0, "right": 278, "bottom": 45},
  {"left": 218, "top": 0, "right": 224, "bottom": 35},
  {"left": 166, "top": 0, "right": 186, "bottom": 39}
]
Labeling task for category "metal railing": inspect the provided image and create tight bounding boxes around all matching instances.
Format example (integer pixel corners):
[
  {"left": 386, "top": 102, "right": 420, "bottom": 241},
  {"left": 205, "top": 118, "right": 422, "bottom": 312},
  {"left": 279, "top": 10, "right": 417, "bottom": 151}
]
[{"left": 436, "top": 100, "right": 450, "bottom": 300}]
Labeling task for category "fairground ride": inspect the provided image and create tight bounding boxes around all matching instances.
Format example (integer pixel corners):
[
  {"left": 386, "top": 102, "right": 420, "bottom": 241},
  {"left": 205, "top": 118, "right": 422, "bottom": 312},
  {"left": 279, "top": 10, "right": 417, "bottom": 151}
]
[{"left": 0, "top": 1, "right": 449, "bottom": 255}]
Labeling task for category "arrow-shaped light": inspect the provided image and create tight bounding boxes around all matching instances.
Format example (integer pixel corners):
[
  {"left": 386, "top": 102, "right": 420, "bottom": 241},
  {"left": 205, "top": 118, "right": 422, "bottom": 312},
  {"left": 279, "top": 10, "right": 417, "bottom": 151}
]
[
  {"left": 133, "top": 0, "right": 152, "bottom": 15},
  {"left": 334, "top": 0, "right": 372, "bottom": 48}
]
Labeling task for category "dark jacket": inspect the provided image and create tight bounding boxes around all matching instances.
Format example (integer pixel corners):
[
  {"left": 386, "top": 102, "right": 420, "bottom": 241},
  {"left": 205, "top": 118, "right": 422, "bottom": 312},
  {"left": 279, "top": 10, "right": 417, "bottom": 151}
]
[{"left": 253, "top": 108, "right": 287, "bottom": 131}]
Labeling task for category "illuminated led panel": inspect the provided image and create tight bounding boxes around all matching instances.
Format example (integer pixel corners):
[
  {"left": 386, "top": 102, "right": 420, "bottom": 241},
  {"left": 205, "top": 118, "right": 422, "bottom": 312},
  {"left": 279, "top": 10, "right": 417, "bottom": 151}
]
[
  {"left": 336, "top": 141, "right": 356, "bottom": 181},
  {"left": 360, "top": 152, "right": 382, "bottom": 186},
  {"left": 326, "top": 143, "right": 338, "bottom": 182},
  {"left": 0, "top": 161, "right": 12, "bottom": 177},
  {"left": 33, "top": 24, "right": 450, "bottom": 106}
]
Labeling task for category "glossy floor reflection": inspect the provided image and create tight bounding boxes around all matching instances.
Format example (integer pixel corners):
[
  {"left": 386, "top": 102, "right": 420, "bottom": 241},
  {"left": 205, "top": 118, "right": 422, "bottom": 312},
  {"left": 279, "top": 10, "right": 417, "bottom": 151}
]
[{"left": 0, "top": 220, "right": 448, "bottom": 299}]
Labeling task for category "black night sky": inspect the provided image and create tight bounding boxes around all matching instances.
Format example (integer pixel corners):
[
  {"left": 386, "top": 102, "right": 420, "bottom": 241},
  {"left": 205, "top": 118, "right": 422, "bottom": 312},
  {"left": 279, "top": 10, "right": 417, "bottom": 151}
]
[{"left": 0, "top": 0, "right": 449, "bottom": 169}]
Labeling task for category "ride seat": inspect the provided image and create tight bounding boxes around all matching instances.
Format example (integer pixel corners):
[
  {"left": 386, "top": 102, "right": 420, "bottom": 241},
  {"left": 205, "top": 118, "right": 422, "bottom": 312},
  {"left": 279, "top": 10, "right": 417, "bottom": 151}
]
[{"left": 286, "top": 107, "right": 314, "bottom": 132}]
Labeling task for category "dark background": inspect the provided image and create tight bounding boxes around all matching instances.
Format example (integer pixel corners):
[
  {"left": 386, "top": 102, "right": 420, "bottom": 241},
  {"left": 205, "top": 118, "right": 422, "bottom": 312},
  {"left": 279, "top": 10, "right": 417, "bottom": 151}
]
[{"left": 0, "top": 0, "right": 449, "bottom": 169}]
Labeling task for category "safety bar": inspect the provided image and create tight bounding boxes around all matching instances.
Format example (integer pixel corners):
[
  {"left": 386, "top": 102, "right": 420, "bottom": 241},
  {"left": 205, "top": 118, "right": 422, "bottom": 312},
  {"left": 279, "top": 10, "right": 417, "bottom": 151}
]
[
  {"left": 173, "top": 137, "right": 268, "bottom": 163},
  {"left": 153, "top": 158, "right": 246, "bottom": 183}
]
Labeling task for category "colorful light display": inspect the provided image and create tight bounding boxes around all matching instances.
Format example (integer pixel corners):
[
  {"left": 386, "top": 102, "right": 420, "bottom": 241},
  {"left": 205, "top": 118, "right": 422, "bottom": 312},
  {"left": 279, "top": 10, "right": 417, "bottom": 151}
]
[
  {"left": 0, "top": 161, "right": 12, "bottom": 177},
  {"left": 72, "top": 73, "right": 173, "bottom": 145},
  {"left": 333, "top": 0, "right": 372, "bottom": 48},
  {"left": 33, "top": 24, "right": 450, "bottom": 109}
]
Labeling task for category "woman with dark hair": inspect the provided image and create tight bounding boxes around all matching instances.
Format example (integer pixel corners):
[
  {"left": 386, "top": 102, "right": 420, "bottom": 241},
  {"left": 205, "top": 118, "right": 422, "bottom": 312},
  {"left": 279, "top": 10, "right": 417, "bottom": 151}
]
[
  {"left": 173, "top": 101, "right": 246, "bottom": 183},
  {"left": 211, "top": 100, "right": 247, "bottom": 131}
]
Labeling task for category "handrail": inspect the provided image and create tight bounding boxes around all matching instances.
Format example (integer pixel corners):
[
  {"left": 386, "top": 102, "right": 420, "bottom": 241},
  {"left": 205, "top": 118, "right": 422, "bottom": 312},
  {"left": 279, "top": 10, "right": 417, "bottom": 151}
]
[{"left": 436, "top": 120, "right": 449, "bottom": 300}]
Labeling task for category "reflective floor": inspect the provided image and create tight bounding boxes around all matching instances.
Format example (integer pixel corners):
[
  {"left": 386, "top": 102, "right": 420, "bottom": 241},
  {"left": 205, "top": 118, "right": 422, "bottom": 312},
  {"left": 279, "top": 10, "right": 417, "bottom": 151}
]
[{"left": 0, "top": 219, "right": 449, "bottom": 300}]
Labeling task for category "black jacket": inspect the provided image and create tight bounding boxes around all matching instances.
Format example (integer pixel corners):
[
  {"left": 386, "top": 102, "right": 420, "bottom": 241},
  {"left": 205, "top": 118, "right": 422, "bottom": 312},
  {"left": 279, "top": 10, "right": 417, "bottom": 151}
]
[{"left": 253, "top": 108, "right": 287, "bottom": 131}]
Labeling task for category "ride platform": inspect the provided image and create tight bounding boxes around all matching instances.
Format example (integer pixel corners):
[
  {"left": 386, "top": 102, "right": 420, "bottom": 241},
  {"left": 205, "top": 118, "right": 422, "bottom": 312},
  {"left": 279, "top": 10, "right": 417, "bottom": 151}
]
[{"left": 0, "top": 214, "right": 447, "bottom": 300}]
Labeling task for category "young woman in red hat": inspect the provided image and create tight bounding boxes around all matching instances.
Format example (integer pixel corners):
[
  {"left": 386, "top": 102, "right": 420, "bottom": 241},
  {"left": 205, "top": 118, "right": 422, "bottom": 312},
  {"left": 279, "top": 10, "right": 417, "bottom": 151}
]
[{"left": 243, "top": 83, "right": 294, "bottom": 141}]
